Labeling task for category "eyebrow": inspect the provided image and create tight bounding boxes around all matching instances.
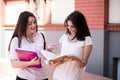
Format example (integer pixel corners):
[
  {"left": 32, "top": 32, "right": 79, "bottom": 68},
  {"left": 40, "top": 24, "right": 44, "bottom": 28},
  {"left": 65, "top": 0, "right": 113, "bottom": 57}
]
[{"left": 68, "top": 25, "right": 75, "bottom": 28}]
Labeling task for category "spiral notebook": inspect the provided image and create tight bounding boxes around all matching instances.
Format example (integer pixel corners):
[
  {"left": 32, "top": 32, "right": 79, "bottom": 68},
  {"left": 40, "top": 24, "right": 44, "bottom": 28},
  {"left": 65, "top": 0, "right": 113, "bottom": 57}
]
[{"left": 15, "top": 49, "right": 42, "bottom": 68}]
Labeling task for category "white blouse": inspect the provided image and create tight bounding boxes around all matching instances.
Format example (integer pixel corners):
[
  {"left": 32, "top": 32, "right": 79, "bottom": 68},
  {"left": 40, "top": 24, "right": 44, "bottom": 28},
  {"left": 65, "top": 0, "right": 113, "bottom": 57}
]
[
  {"left": 52, "top": 34, "right": 93, "bottom": 80},
  {"left": 9, "top": 32, "right": 48, "bottom": 80}
]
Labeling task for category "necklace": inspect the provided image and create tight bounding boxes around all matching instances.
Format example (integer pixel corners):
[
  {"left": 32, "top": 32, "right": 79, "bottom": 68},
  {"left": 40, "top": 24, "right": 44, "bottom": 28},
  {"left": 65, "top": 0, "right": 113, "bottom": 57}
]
[
  {"left": 68, "top": 35, "right": 77, "bottom": 43},
  {"left": 27, "top": 35, "right": 34, "bottom": 43}
]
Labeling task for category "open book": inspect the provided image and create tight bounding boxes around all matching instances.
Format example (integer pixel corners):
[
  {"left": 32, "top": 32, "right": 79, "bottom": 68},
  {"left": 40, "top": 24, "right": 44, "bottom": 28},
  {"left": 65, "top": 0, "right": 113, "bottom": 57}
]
[
  {"left": 40, "top": 50, "right": 70, "bottom": 64},
  {"left": 15, "top": 49, "right": 42, "bottom": 68}
]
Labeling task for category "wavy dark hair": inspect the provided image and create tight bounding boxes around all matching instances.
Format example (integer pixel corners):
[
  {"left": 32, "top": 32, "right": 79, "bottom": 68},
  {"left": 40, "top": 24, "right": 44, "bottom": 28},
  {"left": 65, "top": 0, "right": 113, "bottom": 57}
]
[
  {"left": 64, "top": 11, "right": 91, "bottom": 41},
  {"left": 8, "top": 11, "right": 38, "bottom": 51}
]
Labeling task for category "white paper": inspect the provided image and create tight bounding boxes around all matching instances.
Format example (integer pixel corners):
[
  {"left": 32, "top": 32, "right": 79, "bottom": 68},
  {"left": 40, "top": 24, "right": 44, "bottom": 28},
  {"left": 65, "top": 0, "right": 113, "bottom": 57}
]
[{"left": 40, "top": 50, "right": 58, "bottom": 61}]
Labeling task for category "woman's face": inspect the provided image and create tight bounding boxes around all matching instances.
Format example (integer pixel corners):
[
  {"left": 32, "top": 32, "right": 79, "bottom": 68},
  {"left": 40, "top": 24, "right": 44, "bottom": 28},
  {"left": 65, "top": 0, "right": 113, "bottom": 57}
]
[
  {"left": 26, "top": 16, "right": 37, "bottom": 35},
  {"left": 67, "top": 20, "right": 76, "bottom": 35}
]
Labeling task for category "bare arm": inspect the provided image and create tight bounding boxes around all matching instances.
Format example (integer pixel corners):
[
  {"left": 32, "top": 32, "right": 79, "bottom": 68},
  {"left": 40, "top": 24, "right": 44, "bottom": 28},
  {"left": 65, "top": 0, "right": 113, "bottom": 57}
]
[
  {"left": 10, "top": 57, "right": 41, "bottom": 68},
  {"left": 69, "top": 45, "right": 93, "bottom": 68},
  {"left": 80, "top": 44, "right": 93, "bottom": 67}
]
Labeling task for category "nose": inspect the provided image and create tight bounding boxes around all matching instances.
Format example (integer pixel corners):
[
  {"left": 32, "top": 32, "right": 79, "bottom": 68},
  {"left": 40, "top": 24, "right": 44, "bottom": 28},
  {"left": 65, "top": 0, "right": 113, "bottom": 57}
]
[
  {"left": 67, "top": 26, "right": 72, "bottom": 30},
  {"left": 32, "top": 23, "right": 36, "bottom": 28}
]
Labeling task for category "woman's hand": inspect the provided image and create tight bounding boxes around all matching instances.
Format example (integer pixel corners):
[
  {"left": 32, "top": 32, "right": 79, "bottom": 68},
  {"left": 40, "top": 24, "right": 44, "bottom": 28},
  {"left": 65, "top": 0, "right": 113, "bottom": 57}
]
[
  {"left": 46, "top": 43, "right": 58, "bottom": 52},
  {"left": 10, "top": 57, "right": 41, "bottom": 68},
  {"left": 30, "top": 57, "right": 41, "bottom": 66},
  {"left": 50, "top": 55, "right": 71, "bottom": 67},
  {"left": 69, "top": 55, "right": 87, "bottom": 68},
  {"left": 50, "top": 60, "right": 63, "bottom": 67}
]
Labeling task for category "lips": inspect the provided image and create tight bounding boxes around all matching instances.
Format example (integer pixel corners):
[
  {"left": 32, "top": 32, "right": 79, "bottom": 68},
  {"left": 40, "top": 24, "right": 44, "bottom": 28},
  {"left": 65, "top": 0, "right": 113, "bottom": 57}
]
[{"left": 30, "top": 28, "right": 36, "bottom": 31}]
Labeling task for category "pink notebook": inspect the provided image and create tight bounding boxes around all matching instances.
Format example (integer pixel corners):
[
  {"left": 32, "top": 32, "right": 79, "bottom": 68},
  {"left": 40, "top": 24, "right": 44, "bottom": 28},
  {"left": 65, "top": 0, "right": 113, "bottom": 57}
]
[{"left": 15, "top": 49, "right": 42, "bottom": 68}]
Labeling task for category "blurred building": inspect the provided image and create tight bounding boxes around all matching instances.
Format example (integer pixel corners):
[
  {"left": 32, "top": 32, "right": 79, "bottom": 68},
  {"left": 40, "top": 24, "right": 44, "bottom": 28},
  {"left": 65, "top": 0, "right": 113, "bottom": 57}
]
[{"left": 0, "top": 0, "right": 120, "bottom": 80}]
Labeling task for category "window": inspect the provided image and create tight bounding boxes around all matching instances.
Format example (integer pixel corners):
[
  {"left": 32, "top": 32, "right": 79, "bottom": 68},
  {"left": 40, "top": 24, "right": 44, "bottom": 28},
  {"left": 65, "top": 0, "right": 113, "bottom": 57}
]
[
  {"left": 5, "top": 1, "right": 26, "bottom": 25},
  {"left": 51, "top": 0, "right": 74, "bottom": 24},
  {"left": 36, "top": 0, "right": 74, "bottom": 25},
  {"left": 109, "top": 0, "right": 120, "bottom": 23}
]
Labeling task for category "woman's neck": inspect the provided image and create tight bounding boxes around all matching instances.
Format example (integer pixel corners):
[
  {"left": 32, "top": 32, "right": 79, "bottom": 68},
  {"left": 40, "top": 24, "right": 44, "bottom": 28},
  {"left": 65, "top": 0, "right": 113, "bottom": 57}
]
[
  {"left": 69, "top": 34, "right": 75, "bottom": 39},
  {"left": 68, "top": 34, "right": 77, "bottom": 43},
  {"left": 27, "top": 33, "right": 34, "bottom": 43}
]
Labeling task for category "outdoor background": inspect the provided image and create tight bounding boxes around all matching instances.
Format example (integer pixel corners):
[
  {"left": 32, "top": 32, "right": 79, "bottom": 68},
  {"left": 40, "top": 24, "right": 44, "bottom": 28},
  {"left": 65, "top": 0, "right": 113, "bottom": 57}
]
[{"left": 0, "top": 0, "right": 120, "bottom": 80}]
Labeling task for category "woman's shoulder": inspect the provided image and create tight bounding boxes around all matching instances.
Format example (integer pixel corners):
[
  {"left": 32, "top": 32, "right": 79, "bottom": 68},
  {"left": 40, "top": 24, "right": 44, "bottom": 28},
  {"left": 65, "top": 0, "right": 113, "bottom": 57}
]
[
  {"left": 60, "top": 34, "right": 68, "bottom": 40},
  {"left": 12, "top": 37, "right": 18, "bottom": 42},
  {"left": 61, "top": 34, "right": 68, "bottom": 38},
  {"left": 11, "top": 37, "right": 19, "bottom": 44},
  {"left": 85, "top": 36, "right": 93, "bottom": 45},
  {"left": 85, "top": 36, "right": 92, "bottom": 39},
  {"left": 59, "top": 34, "right": 68, "bottom": 42}
]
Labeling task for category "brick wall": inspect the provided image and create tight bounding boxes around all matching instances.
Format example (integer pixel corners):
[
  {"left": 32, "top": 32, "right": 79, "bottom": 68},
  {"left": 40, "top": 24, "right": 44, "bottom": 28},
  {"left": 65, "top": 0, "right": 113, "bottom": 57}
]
[
  {"left": 1, "top": 0, "right": 120, "bottom": 31},
  {"left": 39, "top": 0, "right": 106, "bottom": 31},
  {"left": 75, "top": 0, "right": 105, "bottom": 30},
  {"left": 0, "top": 0, "right": 109, "bottom": 31},
  {"left": 38, "top": 0, "right": 105, "bottom": 30},
  {"left": 75, "top": 0, "right": 120, "bottom": 31}
]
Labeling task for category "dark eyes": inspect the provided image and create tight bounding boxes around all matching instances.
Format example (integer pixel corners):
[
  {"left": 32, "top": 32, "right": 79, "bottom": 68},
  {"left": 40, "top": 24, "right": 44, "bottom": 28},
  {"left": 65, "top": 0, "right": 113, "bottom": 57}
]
[
  {"left": 67, "top": 25, "right": 75, "bottom": 28},
  {"left": 28, "top": 21, "right": 37, "bottom": 25}
]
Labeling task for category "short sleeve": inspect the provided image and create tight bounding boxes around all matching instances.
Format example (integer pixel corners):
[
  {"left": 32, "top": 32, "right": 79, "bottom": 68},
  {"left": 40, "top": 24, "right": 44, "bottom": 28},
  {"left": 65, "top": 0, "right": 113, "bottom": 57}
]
[
  {"left": 85, "top": 36, "right": 93, "bottom": 45},
  {"left": 9, "top": 37, "right": 19, "bottom": 59},
  {"left": 59, "top": 34, "right": 66, "bottom": 43}
]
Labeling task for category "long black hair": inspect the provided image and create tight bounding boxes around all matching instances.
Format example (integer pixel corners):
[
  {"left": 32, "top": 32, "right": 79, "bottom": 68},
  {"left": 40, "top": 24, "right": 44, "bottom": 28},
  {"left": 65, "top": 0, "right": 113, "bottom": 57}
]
[
  {"left": 64, "top": 11, "right": 91, "bottom": 41},
  {"left": 8, "top": 11, "right": 38, "bottom": 51}
]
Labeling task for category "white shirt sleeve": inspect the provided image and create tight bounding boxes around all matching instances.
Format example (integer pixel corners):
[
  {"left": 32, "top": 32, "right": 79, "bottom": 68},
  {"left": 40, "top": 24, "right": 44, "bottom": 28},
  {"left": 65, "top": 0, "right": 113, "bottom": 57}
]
[
  {"left": 59, "top": 34, "right": 66, "bottom": 43},
  {"left": 9, "top": 37, "right": 19, "bottom": 59},
  {"left": 85, "top": 36, "right": 93, "bottom": 45}
]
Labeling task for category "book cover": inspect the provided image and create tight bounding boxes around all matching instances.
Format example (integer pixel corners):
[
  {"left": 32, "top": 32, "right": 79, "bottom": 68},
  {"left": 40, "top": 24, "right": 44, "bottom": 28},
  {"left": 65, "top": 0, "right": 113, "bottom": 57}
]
[{"left": 15, "top": 49, "right": 42, "bottom": 68}]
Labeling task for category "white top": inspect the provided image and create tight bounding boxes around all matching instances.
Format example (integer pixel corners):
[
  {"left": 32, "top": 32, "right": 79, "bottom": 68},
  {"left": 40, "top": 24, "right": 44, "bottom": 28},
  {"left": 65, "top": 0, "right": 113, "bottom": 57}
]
[
  {"left": 9, "top": 33, "right": 48, "bottom": 80},
  {"left": 52, "top": 34, "right": 93, "bottom": 80}
]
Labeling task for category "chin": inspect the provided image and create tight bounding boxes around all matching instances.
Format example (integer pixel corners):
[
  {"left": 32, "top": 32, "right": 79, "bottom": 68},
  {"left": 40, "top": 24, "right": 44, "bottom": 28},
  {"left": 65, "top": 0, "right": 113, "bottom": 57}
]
[{"left": 30, "top": 32, "right": 35, "bottom": 34}]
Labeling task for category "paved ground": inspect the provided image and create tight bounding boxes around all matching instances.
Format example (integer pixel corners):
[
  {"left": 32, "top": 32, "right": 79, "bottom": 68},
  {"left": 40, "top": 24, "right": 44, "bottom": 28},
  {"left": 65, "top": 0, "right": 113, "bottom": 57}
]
[{"left": 0, "top": 58, "right": 113, "bottom": 80}]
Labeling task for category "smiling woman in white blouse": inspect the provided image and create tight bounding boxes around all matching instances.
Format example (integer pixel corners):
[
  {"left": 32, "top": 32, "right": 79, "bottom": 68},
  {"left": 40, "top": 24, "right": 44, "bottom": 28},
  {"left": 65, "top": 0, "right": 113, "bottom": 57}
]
[
  {"left": 51, "top": 11, "right": 93, "bottom": 80},
  {"left": 8, "top": 11, "right": 48, "bottom": 80}
]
